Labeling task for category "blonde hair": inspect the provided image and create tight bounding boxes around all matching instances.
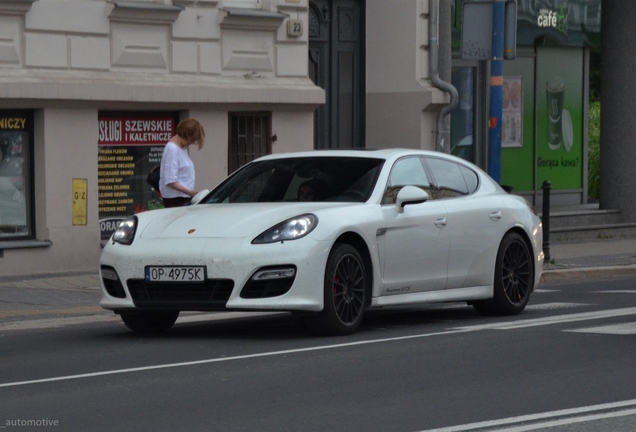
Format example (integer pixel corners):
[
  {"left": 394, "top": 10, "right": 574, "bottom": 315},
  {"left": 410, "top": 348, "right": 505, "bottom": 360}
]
[{"left": 176, "top": 118, "right": 205, "bottom": 150}]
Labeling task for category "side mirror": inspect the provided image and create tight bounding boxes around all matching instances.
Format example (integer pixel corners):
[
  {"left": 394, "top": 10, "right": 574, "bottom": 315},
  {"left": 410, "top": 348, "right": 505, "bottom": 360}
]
[
  {"left": 395, "top": 186, "right": 428, "bottom": 214},
  {"left": 191, "top": 189, "right": 210, "bottom": 205}
]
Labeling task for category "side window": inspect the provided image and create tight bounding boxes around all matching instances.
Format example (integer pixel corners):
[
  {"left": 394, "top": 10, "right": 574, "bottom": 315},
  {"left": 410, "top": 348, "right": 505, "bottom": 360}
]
[
  {"left": 425, "top": 158, "right": 469, "bottom": 199},
  {"left": 459, "top": 165, "right": 479, "bottom": 194},
  {"left": 383, "top": 157, "right": 432, "bottom": 205}
]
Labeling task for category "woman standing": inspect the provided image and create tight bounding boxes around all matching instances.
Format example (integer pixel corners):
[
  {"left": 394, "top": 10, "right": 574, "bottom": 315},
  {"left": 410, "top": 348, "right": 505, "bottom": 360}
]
[{"left": 159, "top": 118, "right": 205, "bottom": 208}]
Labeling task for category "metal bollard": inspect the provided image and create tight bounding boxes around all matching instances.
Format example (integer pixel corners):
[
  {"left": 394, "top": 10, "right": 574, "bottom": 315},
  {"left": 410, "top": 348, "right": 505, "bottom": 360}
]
[{"left": 542, "top": 180, "right": 551, "bottom": 261}]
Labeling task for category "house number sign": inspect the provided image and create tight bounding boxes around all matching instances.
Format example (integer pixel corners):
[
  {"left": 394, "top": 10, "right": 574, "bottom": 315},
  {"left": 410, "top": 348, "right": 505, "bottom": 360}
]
[{"left": 287, "top": 19, "right": 303, "bottom": 37}]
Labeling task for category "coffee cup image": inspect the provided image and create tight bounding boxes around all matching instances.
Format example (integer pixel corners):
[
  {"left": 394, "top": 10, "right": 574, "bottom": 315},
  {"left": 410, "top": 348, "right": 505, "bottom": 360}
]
[{"left": 546, "top": 76, "right": 565, "bottom": 151}]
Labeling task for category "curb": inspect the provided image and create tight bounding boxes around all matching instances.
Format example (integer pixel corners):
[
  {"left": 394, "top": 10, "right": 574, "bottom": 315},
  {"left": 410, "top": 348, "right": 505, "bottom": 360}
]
[{"left": 541, "top": 264, "right": 636, "bottom": 282}]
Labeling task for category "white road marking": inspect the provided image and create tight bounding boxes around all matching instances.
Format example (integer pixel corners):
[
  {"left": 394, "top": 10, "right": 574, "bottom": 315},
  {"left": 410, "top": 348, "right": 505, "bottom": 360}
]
[
  {"left": 593, "top": 290, "right": 636, "bottom": 294},
  {"left": 416, "top": 399, "right": 636, "bottom": 432},
  {"left": 0, "top": 327, "right": 474, "bottom": 388},
  {"left": 533, "top": 289, "right": 560, "bottom": 293},
  {"left": 454, "top": 307, "right": 636, "bottom": 331},
  {"left": 497, "top": 408, "right": 636, "bottom": 432},
  {"left": 4, "top": 307, "right": 636, "bottom": 389},
  {"left": 566, "top": 321, "right": 636, "bottom": 335},
  {"left": 526, "top": 302, "right": 588, "bottom": 310}
]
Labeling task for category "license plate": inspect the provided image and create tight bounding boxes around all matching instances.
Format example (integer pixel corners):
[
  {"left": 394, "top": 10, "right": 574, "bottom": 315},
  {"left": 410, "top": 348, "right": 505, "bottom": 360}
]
[{"left": 145, "top": 266, "right": 206, "bottom": 282}]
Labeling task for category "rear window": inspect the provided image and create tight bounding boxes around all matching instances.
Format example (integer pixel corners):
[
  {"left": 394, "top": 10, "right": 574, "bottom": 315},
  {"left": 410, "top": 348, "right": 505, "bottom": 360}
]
[
  {"left": 459, "top": 165, "right": 479, "bottom": 194},
  {"left": 425, "top": 158, "right": 470, "bottom": 198}
]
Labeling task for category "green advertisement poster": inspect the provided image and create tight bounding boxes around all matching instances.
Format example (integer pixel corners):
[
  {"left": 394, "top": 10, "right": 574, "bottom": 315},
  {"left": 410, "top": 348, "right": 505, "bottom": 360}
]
[{"left": 536, "top": 47, "right": 584, "bottom": 190}]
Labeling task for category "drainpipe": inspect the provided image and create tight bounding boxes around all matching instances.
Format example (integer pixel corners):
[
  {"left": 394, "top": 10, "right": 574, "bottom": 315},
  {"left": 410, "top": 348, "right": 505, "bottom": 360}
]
[{"left": 429, "top": 0, "right": 458, "bottom": 153}]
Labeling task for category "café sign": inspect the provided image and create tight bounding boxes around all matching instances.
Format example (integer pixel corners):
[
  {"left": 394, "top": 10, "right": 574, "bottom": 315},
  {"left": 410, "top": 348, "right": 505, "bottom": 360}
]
[{"left": 537, "top": 7, "right": 567, "bottom": 33}]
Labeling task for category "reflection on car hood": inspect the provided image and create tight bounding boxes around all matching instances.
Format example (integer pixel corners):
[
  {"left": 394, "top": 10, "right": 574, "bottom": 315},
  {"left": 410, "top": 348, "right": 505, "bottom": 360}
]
[{"left": 139, "top": 202, "right": 352, "bottom": 239}]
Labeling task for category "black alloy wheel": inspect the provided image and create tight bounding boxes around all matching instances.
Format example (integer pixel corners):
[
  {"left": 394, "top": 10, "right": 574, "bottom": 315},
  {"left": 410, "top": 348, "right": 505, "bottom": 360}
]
[
  {"left": 305, "top": 243, "right": 367, "bottom": 335},
  {"left": 500, "top": 234, "right": 533, "bottom": 306},
  {"left": 473, "top": 232, "right": 534, "bottom": 316}
]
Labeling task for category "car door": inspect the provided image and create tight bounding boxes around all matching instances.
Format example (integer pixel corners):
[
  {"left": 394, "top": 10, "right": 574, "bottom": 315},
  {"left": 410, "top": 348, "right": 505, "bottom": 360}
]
[
  {"left": 378, "top": 157, "right": 450, "bottom": 294},
  {"left": 424, "top": 157, "right": 506, "bottom": 289}
]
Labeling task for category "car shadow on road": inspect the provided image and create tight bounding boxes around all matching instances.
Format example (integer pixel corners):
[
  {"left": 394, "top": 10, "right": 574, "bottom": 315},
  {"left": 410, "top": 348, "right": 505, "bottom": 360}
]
[{"left": 95, "top": 303, "right": 497, "bottom": 341}]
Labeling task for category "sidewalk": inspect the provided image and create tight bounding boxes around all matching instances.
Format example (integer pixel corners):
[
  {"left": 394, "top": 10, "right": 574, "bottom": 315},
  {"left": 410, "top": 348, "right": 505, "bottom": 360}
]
[
  {"left": 0, "top": 271, "right": 106, "bottom": 327},
  {"left": 541, "top": 236, "right": 636, "bottom": 281},
  {"left": 1, "top": 236, "right": 635, "bottom": 327}
]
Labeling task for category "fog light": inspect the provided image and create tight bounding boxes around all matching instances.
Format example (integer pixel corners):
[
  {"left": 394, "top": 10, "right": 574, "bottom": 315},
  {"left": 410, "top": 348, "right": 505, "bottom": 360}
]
[
  {"left": 252, "top": 267, "right": 296, "bottom": 280},
  {"left": 101, "top": 267, "right": 119, "bottom": 281}
]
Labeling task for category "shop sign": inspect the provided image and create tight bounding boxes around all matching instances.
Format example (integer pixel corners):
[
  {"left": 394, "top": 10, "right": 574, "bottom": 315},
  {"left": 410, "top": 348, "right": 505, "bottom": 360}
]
[
  {"left": 98, "top": 118, "right": 173, "bottom": 145},
  {"left": 454, "top": 0, "right": 601, "bottom": 48},
  {"left": 98, "top": 115, "right": 176, "bottom": 242},
  {"left": 0, "top": 118, "right": 27, "bottom": 130},
  {"left": 72, "top": 178, "right": 88, "bottom": 226},
  {"left": 537, "top": 7, "right": 567, "bottom": 33},
  {"left": 99, "top": 217, "right": 127, "bottom": 240}
]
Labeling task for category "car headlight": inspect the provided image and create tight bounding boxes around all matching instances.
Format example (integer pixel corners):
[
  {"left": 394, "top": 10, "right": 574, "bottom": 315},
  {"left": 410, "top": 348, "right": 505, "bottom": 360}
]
[
  {"left": 112, "top": 216, "right": 138, "bottom": 245},
  {"left": 252, "top": 214, "right": 318, "bottom": 244}
]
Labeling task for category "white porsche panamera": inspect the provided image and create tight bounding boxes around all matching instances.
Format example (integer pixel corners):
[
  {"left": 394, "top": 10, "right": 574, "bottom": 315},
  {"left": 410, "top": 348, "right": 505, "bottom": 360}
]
[{"left": 99, "top": 149, "right": 544, "bottom": 336}]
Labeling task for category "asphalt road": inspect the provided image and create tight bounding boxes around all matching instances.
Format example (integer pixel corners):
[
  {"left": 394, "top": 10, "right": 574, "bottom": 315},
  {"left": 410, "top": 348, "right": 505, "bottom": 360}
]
[{"left": 2, "top": 276, "right": 636, "bottom": 432}]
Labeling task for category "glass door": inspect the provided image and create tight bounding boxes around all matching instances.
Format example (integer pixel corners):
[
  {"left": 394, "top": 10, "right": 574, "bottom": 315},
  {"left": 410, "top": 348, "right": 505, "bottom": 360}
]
[{"left": 450, "top": 60, "right": 487, "bottom": 169}]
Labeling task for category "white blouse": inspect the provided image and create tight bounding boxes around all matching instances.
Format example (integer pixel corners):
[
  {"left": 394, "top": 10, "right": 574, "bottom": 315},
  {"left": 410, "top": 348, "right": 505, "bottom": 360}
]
[{"left": 159, "top": 142, "right": 195, "bottom": 199}]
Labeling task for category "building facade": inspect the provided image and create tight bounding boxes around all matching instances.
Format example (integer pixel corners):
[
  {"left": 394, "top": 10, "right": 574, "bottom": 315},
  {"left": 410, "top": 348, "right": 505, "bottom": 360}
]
[
  {"left": 0, "top": 0, "right": 447, "bottom": 276},
  {"left": 450, "top": 0, "right": 601, "bottom": 206}
]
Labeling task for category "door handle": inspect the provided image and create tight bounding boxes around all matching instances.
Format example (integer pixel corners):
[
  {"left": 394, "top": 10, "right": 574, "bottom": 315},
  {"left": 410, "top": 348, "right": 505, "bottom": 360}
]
[
  {"left": 490, "top": 211, "right": 502, "bottom": 221},
  {"left": 435, "top": 217, "right": 447, "bottom": 228}
]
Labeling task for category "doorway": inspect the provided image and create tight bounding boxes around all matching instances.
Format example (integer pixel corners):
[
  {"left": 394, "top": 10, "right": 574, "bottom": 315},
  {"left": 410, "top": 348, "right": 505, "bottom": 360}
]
[{"left": 308, "top": 0, "right": 364, "bottom": 149}]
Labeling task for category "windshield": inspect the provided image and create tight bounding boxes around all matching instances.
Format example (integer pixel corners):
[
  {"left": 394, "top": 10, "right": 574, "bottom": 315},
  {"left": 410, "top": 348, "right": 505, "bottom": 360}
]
[{"left": 202, "top": 157, "right": 384, "bottom": 204}]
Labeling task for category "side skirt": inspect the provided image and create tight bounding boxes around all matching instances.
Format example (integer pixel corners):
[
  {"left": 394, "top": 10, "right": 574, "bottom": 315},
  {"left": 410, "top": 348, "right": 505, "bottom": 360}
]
[{"left": 370, "top": 286, "right": 493, "bottom": 308}]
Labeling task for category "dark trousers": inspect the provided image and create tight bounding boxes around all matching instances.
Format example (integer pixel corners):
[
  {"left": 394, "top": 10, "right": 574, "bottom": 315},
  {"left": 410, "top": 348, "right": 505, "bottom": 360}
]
[{"left": 163, "top": 197, "right": 191, "bottom": 208}]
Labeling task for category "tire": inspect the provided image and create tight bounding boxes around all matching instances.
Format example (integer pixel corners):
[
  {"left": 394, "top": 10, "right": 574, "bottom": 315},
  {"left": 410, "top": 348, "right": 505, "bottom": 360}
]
[
  {"left": 120, "top": 310, "right": 180, "bottom": 333},
  {"left": 473, "top": 232, "right": 534, "bottom": 316},
  {"left": 305, "top": 243, "right": 367, "bottom": 336}
]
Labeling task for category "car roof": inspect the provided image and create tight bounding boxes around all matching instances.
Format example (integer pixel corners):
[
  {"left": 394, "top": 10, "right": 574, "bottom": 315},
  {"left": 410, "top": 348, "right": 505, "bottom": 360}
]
[{"left": 255, "top": 148, "right": 448, "bottom": 162}]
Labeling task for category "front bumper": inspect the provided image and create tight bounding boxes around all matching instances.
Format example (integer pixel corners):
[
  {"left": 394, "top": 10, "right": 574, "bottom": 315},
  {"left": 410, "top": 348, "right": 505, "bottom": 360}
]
[{"left": 99, "top": 236, "right": 330, "bottom": 312}]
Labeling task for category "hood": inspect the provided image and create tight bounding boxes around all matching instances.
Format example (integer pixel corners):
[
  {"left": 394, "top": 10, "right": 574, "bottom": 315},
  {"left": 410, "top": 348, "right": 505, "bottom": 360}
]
[{"left": 139, "top": 202, "right": 352, "bottom": 239}]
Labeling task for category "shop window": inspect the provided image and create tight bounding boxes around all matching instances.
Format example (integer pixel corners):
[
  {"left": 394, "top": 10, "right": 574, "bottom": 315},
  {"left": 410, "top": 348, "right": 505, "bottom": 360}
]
[
  {"left": 451, "top": 66, "right": 476, "bottom": 163},
  {"left": 228, "top": 112, "right": 272, "bottom": 174},
  {"left": 0, "top": 110, "right": 33, "bottom": 240},
  {"left": 97, "top": 112, "right": 179, "bottom": 244}
]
